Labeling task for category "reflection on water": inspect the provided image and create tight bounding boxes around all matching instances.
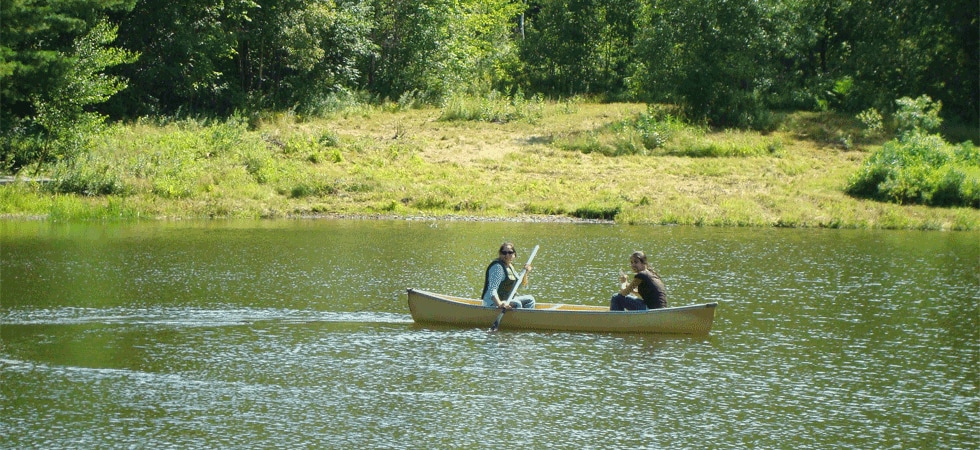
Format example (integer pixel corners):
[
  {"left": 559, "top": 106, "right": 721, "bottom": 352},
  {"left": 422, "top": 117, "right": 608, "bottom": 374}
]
[{"left": 1, "top": 219, "right": 977, "bottom": 448}]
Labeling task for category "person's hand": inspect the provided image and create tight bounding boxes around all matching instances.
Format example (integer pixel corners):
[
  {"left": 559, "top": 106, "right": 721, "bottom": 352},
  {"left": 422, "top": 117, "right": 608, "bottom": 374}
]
[
  {"left": 524, "top": 263, "right": 533, "bottom": 272},
  {"left": 619, "top": 270, "right": 628, "bottom": 283}
]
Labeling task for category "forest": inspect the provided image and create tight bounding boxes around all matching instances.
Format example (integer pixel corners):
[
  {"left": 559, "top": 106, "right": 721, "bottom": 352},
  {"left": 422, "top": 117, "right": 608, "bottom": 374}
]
[{"left": 1, "top": 0, "right": 978, "bottom": 218}]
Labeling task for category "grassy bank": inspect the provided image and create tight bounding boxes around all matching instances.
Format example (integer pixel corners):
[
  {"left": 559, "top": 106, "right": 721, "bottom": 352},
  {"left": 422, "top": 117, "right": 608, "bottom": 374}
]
[{"left": 1, "top": 100, "right": 978, "bottom": 230}]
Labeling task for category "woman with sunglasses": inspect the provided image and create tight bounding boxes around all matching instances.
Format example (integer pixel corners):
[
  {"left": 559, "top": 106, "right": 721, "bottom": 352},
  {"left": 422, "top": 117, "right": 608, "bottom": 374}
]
[
  {"left": 610, "top": 251, "right": 667, "bottom": 311},
  {"left": 481, "top": 242, "right": 536, "bottom": 309}
]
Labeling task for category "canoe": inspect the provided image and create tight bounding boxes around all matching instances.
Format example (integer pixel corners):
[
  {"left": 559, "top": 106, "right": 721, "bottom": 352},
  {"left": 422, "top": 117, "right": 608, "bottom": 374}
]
[{"left": 406, "top": 288, "right": 717, "bottom": 335}]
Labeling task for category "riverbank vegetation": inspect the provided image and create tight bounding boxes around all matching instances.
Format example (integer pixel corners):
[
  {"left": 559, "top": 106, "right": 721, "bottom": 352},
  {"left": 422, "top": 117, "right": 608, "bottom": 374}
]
[
  {"left": 1, "top": 96, "right": 977, "bottom": 230},
  {"left": 1, "top": 0, "right": 977, "bottom": 229}
]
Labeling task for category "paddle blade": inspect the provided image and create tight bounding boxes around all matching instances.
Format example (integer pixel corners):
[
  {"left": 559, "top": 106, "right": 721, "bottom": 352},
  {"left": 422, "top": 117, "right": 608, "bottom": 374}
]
[{"left": 488, "top": 309, "right": 505, "bottom": 332}]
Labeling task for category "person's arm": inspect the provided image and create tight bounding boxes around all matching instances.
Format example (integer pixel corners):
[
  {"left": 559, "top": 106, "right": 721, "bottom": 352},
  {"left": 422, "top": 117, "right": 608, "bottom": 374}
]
[{"left": 619, "top": 274, "right": 640, "bottom": 297}]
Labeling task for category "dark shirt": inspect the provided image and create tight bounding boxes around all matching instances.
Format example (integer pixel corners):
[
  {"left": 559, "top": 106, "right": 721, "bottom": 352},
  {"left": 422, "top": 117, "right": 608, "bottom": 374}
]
[{"left": 635, "top": 271, "right": 667, "bottom": 309}]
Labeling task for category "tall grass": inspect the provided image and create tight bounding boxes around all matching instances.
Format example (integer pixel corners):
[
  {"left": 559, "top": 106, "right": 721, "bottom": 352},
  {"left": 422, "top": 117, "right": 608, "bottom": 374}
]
[
  {"left": 1, "top": 97, "right": 976, "bottom": 229},
  {"left": 439, "top": 90, "right": 544, "bottom": 123},
  {"left": 556, "top": 105, "right": 783, "bottom": 157}
]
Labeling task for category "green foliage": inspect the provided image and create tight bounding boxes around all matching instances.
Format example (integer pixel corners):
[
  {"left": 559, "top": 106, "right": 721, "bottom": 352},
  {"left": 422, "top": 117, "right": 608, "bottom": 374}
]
[
  {"left": 273, "top": 0, "right": 375, "bottom": 110},
  {"left": 47, "top": 197, "right": 142, "bottom": 221},
  {"left": 438, "top": 91, "right": 544, "bottom": 123},
  {"left": 676, "top": 134, "right": 784, "bottom": 158},
  {"left": 6, "top": 0, "right": 979, "bottom": 195},
  {"left": 12, "top": 0, "right": 976, "bottom": 133},
  {"left": 1, "top": 4, "right": 137, "bottom": 173},
  {"left": 571, "top": 203, "right": 621, "bottom": 221},
  {"left": 48, "top": 153, "right": 129, "bottom": 196},
  {"left": 518, "top": 0, "right": 639, "bottom": 97},
  {"left": 35, "top": 20, "right": 138, "bottom": 169},
  {"left": 630, "top": 108, "right": 687, "bottom": 150},
  {"left": 857, "top": 108, "right": 885, "bottom": 139},
  {"left": 297, "top": 88, "right": 375, "bottom": 118},
  {"left": 894, "top": 95, "right": 943, "bottom": 137},
  {"left": 847, "top": 134, "right": 979, "bottom": 207},
  {"left": 557, "top": 106, "right": 781, "bottom": 158},
  {"left": 847, "top": 97, "right": 979, "bottom": 208},
  {"left": 289, "top": 181, "right": 336, "bottom": 198},
  {"left": 361, "top": 0, "right": 522, "bottom": 102},
  {"left": 557, "top": 105, "right": 689, "bottom": 156},
  {"left": 2, "top": 101, "right": 976, "bottom": 229},
  {"left": 110, "top": 0, "right": 374, "bottom": 115},
  {"left": 634, "top": 0, "right": 777, "bottom": 127},
  {"left": 110, "top": 0, "right": 258, "bottom": 115}
]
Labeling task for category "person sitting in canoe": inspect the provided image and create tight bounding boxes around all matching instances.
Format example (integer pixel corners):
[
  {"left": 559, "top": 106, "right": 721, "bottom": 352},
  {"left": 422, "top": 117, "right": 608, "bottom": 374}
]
[
  {"left": 610, "top": 251, "right": 667, "bottom": 311},
  {"left": 481, "top": 242, "right": 536, "bottom": 310}
]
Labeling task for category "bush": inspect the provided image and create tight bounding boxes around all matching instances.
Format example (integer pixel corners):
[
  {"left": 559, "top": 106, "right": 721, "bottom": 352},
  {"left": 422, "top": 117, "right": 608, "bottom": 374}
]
[
  {"left": 47, "top": 152, "right": 129, "bottom": 196},
  {"left": 846, "top": 133, "right": 980, "bottom": 207},
  {"left": 894, "top": 95, "right": 942, "bottom": 137},
  {"left": 571, "top": 203, "right": 620, "bottom": 220},
  {"left": 633, "top": 108, "right": 686, "bottom": 150},
  {"left": 847, "top": 96, "right": 979, "bottom": 208}
]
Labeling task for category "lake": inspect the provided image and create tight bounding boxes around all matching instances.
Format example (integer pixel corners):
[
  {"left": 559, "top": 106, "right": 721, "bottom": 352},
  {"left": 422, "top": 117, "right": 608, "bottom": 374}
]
[{"left": 1, "top": 219, "right": 977, "bottom": 448}]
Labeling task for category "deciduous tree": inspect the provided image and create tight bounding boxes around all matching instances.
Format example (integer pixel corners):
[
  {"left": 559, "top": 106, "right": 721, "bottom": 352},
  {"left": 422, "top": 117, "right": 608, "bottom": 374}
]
[{"left": 1, "top": 0, "right": 136, "bottom": 172}]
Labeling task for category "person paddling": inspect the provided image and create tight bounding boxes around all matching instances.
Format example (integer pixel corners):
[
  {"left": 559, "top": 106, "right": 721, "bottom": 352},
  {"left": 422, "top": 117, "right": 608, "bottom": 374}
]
[{"left": 481, "top": 242, "right": 535, "bottom": 309}]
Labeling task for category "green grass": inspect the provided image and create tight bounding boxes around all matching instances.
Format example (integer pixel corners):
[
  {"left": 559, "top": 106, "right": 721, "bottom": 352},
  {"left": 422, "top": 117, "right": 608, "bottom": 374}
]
[
  {"left": 1, "top": 97, "right": 978, "bottom": 230},
  {"left": 555, "top": 106, "right": 783, "bottom": 158}
]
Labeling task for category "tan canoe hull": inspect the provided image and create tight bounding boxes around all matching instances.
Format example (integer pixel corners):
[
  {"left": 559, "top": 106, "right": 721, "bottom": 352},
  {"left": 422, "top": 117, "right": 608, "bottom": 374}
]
[{"left": 407, "top": 288, "right": 717, "bottom": 335}]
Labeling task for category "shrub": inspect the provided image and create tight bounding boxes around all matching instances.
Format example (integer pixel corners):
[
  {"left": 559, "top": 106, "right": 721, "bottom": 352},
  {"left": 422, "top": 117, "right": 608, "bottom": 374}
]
[
  {"left": 847, "top": 96, "right": 979, "bottom": 208},
  {"left": 857, "top": 108, "right": 885, "bottom": 139},
  {"left": 571, "top": 203, "right": 620, "bottom": 220},
  {"left": 633, "top": 109, "right": 685, "bottom": 150},
  {"left": 47, "top": 152, "right": 128, "bottom": 196},
  {"left": 289, "top": 182, "right": 335, "bottom": 198},
  {"left": 894, "top": 95, "right": 942, "bottom": 137},
  {"left": 846, "top": 133, "right": 979, "bottom": 207}
]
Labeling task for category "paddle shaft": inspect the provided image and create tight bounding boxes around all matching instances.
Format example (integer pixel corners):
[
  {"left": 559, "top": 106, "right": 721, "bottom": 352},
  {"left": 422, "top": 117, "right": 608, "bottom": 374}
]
[
  {"left": 506, "top": 245, "right": 539, "bottom": 301},
  {"left": 490, "top": 245, "right": 539, "bottom": 332}
]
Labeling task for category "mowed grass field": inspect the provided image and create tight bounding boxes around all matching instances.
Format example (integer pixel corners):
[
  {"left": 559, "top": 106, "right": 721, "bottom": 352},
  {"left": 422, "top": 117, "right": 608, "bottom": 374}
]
[{"left": 2, "top": 101, "right": 978, "bottom": 230}]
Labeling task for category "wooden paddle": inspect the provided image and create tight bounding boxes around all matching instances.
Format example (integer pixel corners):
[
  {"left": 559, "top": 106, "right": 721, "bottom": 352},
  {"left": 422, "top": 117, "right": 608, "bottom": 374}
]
[{"left": 489, "top": 245, "right": 539, "bottom": 332}]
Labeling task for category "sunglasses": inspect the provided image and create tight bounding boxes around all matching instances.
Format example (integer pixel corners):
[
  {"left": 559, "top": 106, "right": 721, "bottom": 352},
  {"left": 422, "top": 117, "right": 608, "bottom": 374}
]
[{"left": 501, "top": 250, "right": 515, "bottom": 255}]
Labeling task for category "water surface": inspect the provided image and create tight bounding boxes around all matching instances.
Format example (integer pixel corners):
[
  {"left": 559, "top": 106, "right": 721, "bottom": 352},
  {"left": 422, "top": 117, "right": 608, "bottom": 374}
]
[{"left": 2, "top": 220, "right": 977, "bottom": 448}]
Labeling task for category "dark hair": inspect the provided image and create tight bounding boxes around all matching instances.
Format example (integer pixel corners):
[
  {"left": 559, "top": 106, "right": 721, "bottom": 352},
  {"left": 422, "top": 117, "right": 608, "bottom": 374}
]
[
  {"left": 499, "top": 242, "right": 516, "bottom": 255},
  {"left": 631, "top": 251, "right": 659, "bottom": 276}
]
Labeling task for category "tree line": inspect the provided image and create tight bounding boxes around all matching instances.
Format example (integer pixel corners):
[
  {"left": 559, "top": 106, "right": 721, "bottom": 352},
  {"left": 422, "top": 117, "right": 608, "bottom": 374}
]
[{"left": 2, "top": 0, "right": 977, "bottom": 173}]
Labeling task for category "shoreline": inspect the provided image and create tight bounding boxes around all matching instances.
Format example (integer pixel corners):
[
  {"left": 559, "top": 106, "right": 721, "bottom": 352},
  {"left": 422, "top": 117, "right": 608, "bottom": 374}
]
[
  {"left": 1, "top": 104, "right": 976, "bottom": 231},
  {"left": 294, "top": 212, "right": 616, "bottom": 224},
  {"left": 0, "top": 211, "right": 616, "bottom": 224},
  {"left": 7, "top": 210, "right": 980, "bottom": 231}
]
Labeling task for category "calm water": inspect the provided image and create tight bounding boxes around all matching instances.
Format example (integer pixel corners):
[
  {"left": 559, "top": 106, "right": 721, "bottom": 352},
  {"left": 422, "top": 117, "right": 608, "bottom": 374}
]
[{"left": 1, "top": 219, "right": 977, "bottom": 448}]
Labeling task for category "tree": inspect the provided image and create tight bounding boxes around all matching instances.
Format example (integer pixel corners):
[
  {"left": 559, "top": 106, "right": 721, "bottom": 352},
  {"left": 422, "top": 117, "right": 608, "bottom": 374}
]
[
  {"left": 769, "top": 0, "right": 978, "bottom": 122},
  {"left": 442, "top": 0, "right": 524, "bottom": 96},
  {"left": 633, "top": 0, "right": 779, "bottom": 126},
  {"left": 109, "top": 0, "right": 257, "bottom": 116},
  {"left": 1, "top": 0, "right": 136, "bottom": 173},
  {"left": 844, "top": 0, "right": 978, "bottom": 122},
  {"left": 359, "top": 0, "right": 522, "bottom": 102},
  {"left": 238, "top": 0, "right": 375, "bottom": 111},
  {"left": 518, "top": 0, "right": 638, "bottom": 97},
  {"left": 110, "top": 0, "right": 377, "bottom": 115}
]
